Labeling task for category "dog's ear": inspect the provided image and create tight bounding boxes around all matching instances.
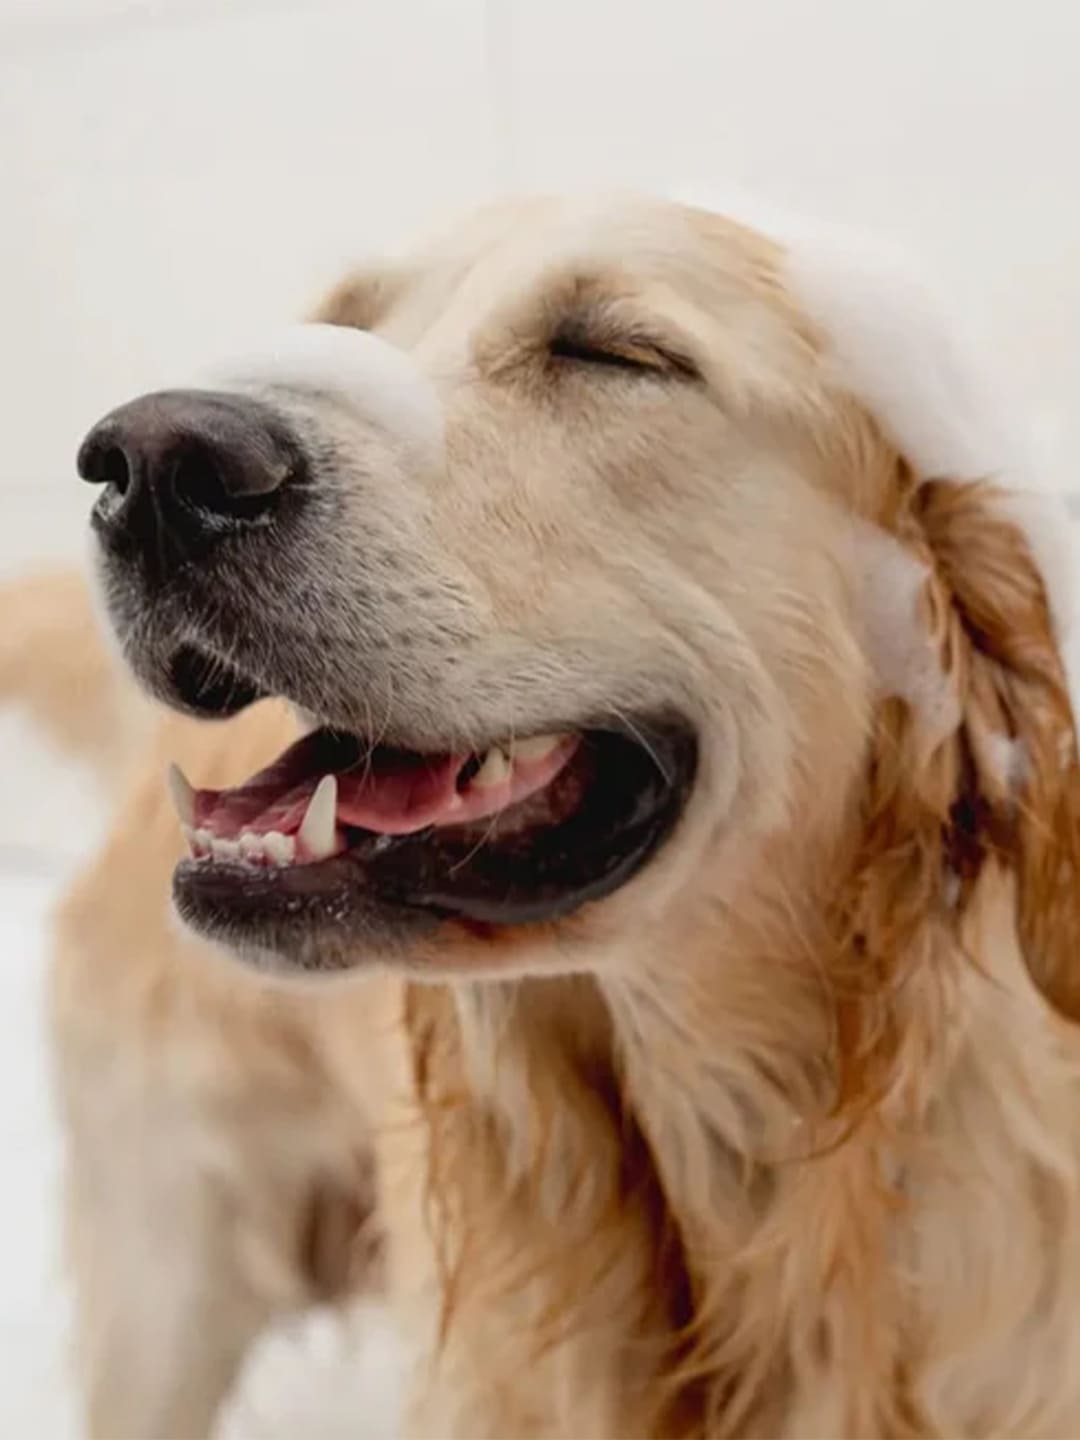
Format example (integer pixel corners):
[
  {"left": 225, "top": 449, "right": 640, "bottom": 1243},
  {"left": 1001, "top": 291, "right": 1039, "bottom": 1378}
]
[
  {"left": 730, "top": 199, "right": 1080, "bottom": 1027},
  {"left": 838, "top": 474, "right": 1080, "bottom": 1055},
  {"left": 915, "top": 480, "right": 1080, "bottom": 1020}
]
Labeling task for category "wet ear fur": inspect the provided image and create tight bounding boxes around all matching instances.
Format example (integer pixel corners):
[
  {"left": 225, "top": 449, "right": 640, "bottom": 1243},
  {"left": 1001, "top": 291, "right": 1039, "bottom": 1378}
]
[
  {"left": 918, "top": 480, "right": 1080, "bottom": 1020},
  {"left": 837, "top": 473, "right": 1080, "bottom": 1087}
]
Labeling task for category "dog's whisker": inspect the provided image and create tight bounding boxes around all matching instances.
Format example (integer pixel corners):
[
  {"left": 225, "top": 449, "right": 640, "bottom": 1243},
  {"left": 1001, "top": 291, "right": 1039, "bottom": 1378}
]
[{"left": 605, "top": 705, "right": 673, "bottom": 785}]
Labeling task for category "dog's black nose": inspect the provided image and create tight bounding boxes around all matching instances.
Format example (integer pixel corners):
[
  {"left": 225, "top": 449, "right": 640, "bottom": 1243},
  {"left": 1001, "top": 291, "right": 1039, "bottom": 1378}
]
[{"left": 78, "top": 389, "right": 300, "bottom": 561}]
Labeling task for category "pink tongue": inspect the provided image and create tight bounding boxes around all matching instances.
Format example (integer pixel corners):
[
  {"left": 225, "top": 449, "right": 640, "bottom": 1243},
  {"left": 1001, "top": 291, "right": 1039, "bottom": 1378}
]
[
  {"left": 193, "top": 736, "right": 465, "bottom": 839},
  {"left": 337, "top": 753, "right": 465, "bottom": 833}
]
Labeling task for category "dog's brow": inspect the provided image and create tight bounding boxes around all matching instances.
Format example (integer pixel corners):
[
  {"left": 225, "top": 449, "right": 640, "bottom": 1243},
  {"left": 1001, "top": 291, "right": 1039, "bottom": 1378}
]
[
  {"left": 550, "top": 299, "right": 700, "bottom": 375},
  {"left": 475, "top": 270, "right": 699, "bottom": 378}
]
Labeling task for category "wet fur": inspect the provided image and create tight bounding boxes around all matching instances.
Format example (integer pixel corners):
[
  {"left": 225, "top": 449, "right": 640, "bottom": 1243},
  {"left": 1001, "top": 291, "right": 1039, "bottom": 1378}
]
[{"left": 16, "top": 196, "right": 1080, "bottom": 1437}]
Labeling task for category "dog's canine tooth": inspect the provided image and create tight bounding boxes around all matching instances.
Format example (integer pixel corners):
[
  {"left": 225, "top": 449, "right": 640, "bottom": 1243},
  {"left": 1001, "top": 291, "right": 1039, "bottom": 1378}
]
[
  {"left": 471, "top": 747, "right": 510, "bottom": 789},
  {"left": 239, "top": 831, "right": 265, "bottom": 862},
  {"left": 193, "top": 827, "right": 213, "bottom": 852},
  {"left": 513, "top": 733, "right": 563, "bottom": 763},
  {"left": 167, "top": 762, "right": 196, "bottom": 826},
  {"left": 263, "top": 831, "right": 296, "bottom": 865},
  {"left": 299, "top": 775, "right": 338, "bottom": 860}
]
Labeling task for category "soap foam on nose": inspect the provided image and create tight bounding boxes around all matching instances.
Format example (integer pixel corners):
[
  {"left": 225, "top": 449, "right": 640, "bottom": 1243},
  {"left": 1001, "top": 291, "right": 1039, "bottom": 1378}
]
[{"left": 196, "top": 323, "right": 444, "bottom": 461}]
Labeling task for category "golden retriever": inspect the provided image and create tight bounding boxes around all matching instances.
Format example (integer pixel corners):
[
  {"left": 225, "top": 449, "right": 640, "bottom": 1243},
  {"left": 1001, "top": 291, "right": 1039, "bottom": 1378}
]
[{"left": 12, "top": 193, "right": 1080, "bottom": 1438}]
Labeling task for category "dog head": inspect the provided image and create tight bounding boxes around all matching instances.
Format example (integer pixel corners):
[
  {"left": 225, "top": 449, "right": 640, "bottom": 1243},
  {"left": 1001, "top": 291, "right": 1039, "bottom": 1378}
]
[{"left": 79, "top": 195, "right": 1080, "bottom": 1012}]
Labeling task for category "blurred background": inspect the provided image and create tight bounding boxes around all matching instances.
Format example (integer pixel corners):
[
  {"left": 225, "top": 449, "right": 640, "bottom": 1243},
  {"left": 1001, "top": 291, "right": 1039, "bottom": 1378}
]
[{"left": 1, "top": 0, "right": 1079, "bottom": 1433}]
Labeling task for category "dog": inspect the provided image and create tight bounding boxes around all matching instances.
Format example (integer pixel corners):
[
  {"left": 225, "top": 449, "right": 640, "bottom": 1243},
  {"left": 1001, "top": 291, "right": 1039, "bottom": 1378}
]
[{"left": 17, "top": 193, "right": 1080, "bottom": 1437}]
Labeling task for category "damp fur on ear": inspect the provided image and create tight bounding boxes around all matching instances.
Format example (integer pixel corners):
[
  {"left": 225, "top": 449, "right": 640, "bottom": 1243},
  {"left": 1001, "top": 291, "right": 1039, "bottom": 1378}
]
[
  {"left": 718, "top": 193, "right": 1080, "bottom": 1032},
  {"left": 918, "top": 479, "right": 1080, "bottom": 1022},
  {"left": 832, "top": 473, "right": 1080, "bottom": 1106}
]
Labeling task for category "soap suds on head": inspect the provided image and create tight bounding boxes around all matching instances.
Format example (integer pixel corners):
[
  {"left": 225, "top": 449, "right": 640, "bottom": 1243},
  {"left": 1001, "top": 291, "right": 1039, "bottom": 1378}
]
[
  {"left": 777, "top": 227, "right": 1078, "bottom": 695},
  {"left": 785, "top": 235, "right": 1027, "bottom": 487},
  {"left": 196, "top": 323, "right": 444, "bottom": 461},
  {"left": 674, "top": 183, "right": 1030, "bottom": 482},
  {"left": 845, "top": 515, "right": 960, "bottom": 749},
  {"left": 675, "top": 184, "right": 1079, "bottom": 718}
]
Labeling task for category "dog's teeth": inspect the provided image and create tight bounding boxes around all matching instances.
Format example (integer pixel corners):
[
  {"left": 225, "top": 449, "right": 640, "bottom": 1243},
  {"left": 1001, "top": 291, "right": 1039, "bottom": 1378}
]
[
  {"left": 239, "top": 831, "right": 265, "bottom": 861},
  {"left": 263, "top": 830, "right": 296, "bottom": 865},
  {"left": 299, "top": 774, "right": 338, "bottom": 860},
  {"left": 193, "top": 827, "right": 213, "bottom": 853},
  {"left": 513, "top": 733, "right": 563, "bottom": 763},
  {"left": 471, "top": 747, "right": 511, "bottom": 789},
  {"left": 167, "top": 762, "right": 196, "bottom": 826},
  {"left": 211, "top": 837, "right": 240, "bottom": 861}
]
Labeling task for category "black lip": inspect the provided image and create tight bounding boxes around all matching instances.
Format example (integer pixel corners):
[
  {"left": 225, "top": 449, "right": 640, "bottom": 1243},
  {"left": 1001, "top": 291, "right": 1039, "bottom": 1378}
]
[
  {"left": 167, "top": 643, "right": 267, "bottom": 718},
  {"left": 173, "top": 724, "right": 698, "bottom": 974}
]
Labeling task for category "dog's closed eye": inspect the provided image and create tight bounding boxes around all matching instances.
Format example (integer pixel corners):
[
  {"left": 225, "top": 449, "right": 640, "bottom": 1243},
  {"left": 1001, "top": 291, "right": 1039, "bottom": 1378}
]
[{"left": 548, "top": 322, "right": 698, "bottom": 379}]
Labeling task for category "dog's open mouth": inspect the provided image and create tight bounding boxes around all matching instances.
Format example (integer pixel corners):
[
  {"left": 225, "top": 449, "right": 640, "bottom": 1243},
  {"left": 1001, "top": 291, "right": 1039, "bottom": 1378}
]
[
  {"left": 173, "top": 728, "right": 582, "bottom": 864},
  {"left": 166, "top": 669, "right": 697, "bottom": 964}
]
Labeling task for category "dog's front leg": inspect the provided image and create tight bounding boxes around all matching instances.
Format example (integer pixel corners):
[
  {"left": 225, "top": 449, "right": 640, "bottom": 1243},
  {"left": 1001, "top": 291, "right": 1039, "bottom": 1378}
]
[
  {"left": 50, "top": 883, "right": 378, "bottom": 1439},
  {"left": 54, "top": 994, "right": 378, "bottom": 1439}
]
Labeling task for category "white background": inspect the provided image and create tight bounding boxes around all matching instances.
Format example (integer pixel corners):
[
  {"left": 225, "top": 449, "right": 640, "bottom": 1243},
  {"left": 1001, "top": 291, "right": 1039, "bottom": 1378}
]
[
  {"left": 1, "top": 1, "right": 1079, "bottom": 1433},
  {"left": 3, "top": 0, "right": 1080, "bottom": 576}
]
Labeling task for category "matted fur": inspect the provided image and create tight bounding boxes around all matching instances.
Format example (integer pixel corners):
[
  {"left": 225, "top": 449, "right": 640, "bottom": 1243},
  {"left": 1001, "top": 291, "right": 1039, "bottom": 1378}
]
[{"left": 16, "top": 195, "right": 1080, "bottom": 1439}]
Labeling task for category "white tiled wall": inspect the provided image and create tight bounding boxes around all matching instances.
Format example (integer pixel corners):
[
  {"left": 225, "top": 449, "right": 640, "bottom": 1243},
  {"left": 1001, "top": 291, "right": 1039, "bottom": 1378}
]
[{"left": 3, "top": 0, "right": 1080, "bottom": 579}]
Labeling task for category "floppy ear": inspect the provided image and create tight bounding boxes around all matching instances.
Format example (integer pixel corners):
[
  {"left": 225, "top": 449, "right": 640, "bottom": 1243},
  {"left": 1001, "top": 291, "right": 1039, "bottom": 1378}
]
[
  {"left": 835, "top": 472, "right": 1080, "bottom": 1073},
  {"left": 916, "top": 479, "right": 1080, "bottom": 1020},
  {"left": 727, "top": 196, "right": 1080, "bottom": 1029}
]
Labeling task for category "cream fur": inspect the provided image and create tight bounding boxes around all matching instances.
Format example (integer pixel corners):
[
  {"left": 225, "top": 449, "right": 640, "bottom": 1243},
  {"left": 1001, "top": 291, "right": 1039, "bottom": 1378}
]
[{"left": 11, "top": 194, "right": 1080, "bottom": 1439}]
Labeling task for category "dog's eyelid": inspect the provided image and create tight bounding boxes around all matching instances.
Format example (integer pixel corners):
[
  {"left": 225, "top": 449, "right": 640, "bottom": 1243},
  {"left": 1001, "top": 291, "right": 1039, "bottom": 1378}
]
[
  {"left": 548, "top": 332, "right": 657, "bottom": 373},
  {"left": 548, "top": 321, "right": 700, "bottom": 380}
]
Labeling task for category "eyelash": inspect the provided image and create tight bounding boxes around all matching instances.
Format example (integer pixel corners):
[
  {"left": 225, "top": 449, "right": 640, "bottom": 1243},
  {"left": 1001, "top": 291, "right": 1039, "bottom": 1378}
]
[
  {"left": 547, "top": 329, "right": 700, "bottom": 382},
  {"left": 547, "top": 334, "right": 658, "bottom": 373}
]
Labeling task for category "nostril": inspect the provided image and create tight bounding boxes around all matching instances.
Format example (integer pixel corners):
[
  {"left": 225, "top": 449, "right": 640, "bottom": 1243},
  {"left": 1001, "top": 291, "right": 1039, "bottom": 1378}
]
[
  {"left": 170, "top": 440, "right": 286, "bottom": 522},
  {"left": 78, "top": 433, "right": 137, "bottom": 530},
  {"left": 78, "top": 389, "right": 302, "bottom": 551},
  {"left": 171, "top": 442, "right": 228, "bottom": 514},
  {"left": 99, "top": 446, "right": 132, "bottom": 495},
  {"left": 77, "top": 431, "right": 132, "bottom": 491}
]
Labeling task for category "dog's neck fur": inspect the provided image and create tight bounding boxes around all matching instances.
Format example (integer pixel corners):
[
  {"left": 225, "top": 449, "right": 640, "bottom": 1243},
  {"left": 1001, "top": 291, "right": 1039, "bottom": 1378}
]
[
  {"left": 405, "top": 765, "right": 1080, "bottom": 1439},
  {"left": 404, "top": 814, "right": 848, "bottom": 1436}
]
